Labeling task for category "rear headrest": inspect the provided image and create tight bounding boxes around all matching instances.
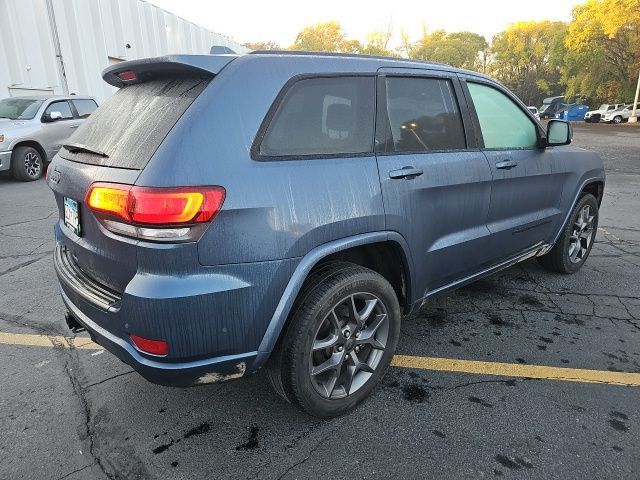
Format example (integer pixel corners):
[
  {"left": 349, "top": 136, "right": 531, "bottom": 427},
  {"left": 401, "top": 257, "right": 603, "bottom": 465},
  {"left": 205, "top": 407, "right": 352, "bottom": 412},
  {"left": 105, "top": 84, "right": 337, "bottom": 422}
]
[{"left": 326, "top": 103, "right": 352, "bottom": 131}]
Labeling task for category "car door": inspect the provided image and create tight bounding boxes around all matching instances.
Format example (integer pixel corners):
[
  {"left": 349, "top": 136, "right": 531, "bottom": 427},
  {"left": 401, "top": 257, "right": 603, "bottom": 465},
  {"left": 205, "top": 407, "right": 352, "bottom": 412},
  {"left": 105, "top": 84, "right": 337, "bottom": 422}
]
[
  {"left": 40, "top": 100, "right": 77, "bottom": 159},
  {"left": 461, "top": 77, "right": 564, "bottom": 262},
  {"left": 375, "top": 69, "right": 494, "bottom": 299}
]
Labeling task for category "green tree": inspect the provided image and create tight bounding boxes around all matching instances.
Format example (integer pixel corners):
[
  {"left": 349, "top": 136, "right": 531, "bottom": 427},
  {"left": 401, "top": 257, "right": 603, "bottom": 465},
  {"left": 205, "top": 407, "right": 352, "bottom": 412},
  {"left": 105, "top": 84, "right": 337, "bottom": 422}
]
[
  {"left": 490, "top": 21, "right": 567, "bottom": 105},
  {"left": 291, "top": 21, "right": 360, "bottom": 53},
  {"left": 563, "top": 0, "right": 640, "bottom": 103},
  {"left": 359, "top": 31, "right": 393, "bottom": 56},
  {"left": 407, "top": 29, "right": 488, "bottom": 70}
]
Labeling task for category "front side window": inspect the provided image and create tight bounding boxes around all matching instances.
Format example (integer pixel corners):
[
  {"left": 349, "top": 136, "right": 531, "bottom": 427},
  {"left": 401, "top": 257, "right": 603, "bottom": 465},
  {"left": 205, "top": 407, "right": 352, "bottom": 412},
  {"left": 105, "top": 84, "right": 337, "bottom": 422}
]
[
  {"left": 44, "top": 101, "right": 73, "bottom": 120},
  {"left": 72, "top": 99, "right": 98, "bottom": 118},
  {"left": 381, "top": 77, "right": 466, "bottom": 153},
  {"left": 467, "top": 82, "right": 537, "bottom": 149},
  {"left": 259, "top": 76, "right": 375, "bottom": 157},
  {"left": 0, "top": 98, "right": 43, "bottom": 120}
]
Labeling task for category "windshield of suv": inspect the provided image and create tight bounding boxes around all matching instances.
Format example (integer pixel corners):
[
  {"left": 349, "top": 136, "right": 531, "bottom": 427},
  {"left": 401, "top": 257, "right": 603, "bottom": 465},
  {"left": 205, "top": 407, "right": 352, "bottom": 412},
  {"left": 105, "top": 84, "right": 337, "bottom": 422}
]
[
  {"left": 0, "top": 98, "right": 43, "bottom": 120},
  {"left": 539, "top": 105, "right": 549, "bottom": 113},
  {"left": 597, "top": 104, "right": 608, "bottom": 111}
]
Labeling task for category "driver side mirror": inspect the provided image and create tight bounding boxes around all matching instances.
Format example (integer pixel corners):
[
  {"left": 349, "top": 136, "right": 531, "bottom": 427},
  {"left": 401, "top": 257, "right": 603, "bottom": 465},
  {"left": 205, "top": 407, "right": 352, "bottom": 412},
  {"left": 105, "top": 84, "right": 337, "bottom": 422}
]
[
  {"left": 546, "top": 120, "right": 572, "bottom": 146},
  {"left": 43, "top": 111, "right": 63, "bottom": 123}
]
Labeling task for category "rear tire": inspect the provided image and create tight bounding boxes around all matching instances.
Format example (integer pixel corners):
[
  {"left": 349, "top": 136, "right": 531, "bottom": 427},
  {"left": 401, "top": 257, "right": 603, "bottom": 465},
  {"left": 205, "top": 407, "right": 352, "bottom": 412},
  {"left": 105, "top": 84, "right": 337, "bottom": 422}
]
[
  {"left": 538, "top": 193, "right": 598, "bottom": 274},
  {"left": 266, "top": 262, "right": 401, "bottom": 418},
  {"left": 11, "top": 146, "right": 43, "bottom": 181}
]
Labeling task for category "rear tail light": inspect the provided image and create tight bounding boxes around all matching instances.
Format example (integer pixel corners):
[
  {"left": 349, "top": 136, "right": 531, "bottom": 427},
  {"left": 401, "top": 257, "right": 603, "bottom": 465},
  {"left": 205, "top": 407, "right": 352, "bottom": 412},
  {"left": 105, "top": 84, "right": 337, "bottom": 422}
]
[
  {"left": 130, "top": 334, "right": 168, "bottom": 356},
  {"left": 117, "top": 70, "right": 137, "bottom": 81},
  {"left": 85, "top": 183, "right": 225, "bottom": 242}
]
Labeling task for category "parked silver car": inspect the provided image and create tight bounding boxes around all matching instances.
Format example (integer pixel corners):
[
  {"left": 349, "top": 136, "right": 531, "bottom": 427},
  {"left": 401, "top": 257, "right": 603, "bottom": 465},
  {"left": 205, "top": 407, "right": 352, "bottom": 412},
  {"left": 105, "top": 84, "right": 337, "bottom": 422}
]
[{"left": 0, "top": 96, "right": 98, "bottom": 181}]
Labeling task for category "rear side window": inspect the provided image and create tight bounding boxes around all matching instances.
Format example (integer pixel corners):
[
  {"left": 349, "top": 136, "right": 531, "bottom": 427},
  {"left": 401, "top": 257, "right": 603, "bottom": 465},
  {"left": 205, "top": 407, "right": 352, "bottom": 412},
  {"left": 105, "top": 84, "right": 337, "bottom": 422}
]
[
  {"left": 467, "top": 82, "right": 537, "bottom": 149},
  {"left": 61, "top": 76, "right": 210, "bottom": 169},
  {"left": 72, "top": 99, "right": 98, "bottom": 118},
  {"left": 381, "top": 77, "right": 466, "bottom": 152},
  {"left": 45, "top": 101, "right": 73, "bottom": 120},
  {"left": 258, "top": 76, "right": 375, "bottom": 157}
]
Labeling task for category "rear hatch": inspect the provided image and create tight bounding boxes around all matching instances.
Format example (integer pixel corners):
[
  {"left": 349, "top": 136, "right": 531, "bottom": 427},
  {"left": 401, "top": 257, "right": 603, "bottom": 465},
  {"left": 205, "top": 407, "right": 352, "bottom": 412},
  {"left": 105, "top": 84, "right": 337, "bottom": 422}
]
[{"left": 49, "top": 57, "right": 221, "bottom": 294}]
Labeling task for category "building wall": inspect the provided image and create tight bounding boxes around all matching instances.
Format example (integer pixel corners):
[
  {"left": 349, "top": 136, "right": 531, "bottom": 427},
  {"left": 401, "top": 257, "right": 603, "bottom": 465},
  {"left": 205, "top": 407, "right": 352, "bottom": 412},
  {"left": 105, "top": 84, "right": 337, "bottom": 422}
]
[{"left": 0, "top": 0, "right": 247, "bottom": 101}]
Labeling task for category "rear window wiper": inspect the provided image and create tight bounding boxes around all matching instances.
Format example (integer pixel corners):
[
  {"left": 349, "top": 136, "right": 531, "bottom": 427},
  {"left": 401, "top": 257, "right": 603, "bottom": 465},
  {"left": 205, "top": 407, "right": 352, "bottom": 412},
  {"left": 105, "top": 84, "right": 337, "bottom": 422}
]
[{"left": 62, "top": 143, "right": 109, "bottom": 157}]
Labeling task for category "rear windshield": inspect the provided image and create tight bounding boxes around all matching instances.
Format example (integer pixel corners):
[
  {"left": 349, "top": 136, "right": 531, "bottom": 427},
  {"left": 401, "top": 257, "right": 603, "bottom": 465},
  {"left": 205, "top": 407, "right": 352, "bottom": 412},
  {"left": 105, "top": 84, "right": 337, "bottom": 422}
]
[{"left": 59, "top": 76, "right": 210, "bottom": 169}]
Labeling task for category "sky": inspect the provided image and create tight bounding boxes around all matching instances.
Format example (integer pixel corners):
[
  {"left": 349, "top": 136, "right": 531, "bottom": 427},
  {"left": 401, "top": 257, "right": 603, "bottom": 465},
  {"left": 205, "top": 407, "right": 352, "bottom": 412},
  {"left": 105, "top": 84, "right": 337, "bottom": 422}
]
[{"left": 147, "top": 0, "right": 582, "bottom": 47}]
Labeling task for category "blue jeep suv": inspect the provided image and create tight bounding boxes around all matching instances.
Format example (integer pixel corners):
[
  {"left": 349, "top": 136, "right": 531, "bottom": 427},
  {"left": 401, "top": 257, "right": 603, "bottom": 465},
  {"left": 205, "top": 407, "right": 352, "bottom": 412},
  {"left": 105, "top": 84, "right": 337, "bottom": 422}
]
[{"left": 48, "top": 51, "right": 605, "bottom": 417}]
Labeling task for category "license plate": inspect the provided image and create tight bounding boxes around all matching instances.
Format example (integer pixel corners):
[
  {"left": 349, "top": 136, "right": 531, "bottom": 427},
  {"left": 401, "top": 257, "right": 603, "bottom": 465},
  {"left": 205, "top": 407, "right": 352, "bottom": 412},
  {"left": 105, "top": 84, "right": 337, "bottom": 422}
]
[{"left": 64, "top": 197, "right": 81, "bottom": 236}]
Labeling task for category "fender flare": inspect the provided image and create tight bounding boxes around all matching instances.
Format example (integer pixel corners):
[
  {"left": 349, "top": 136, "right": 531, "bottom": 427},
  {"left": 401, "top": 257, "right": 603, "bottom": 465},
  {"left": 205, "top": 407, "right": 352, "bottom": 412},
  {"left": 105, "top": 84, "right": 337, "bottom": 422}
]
[
  {"left": 551, "top": 175, "right": 605, "bottom": 245},
  {"left": 254, "top": 231, "right": 414, "bottom": 365}
]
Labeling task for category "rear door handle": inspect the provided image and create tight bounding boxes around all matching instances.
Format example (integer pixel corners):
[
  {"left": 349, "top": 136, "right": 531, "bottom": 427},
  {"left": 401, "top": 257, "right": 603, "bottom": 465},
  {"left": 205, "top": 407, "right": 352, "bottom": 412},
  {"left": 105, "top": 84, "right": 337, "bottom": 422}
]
[
  {"left": 495, "top": 159, "right": 517, "bottom": 169},
  {"left": 389, "top": 167, "right": 424, "bottom": 179}
]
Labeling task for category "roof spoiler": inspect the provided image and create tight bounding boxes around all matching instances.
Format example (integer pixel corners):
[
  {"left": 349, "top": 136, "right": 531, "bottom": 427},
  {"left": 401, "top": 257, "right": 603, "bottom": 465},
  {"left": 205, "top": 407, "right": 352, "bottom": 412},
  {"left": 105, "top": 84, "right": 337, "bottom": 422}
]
[{"left": 102, "top": 54, "right": 237, "bottom": 88}]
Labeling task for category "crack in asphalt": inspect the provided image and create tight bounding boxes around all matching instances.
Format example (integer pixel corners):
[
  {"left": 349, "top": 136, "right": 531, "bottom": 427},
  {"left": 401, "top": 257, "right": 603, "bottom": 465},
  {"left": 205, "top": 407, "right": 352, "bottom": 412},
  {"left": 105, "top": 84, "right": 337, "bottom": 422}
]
[
  {"left": 0, "top": 253, "right": 50, "bottom": 277},
  {"left": 0, "top": 210, "right": 57, "bottom": 228},
  {"left": 275, "top": 430, "right": 334, "bottom": 480},
  {"left": 56, "top": 464, "right": 92, "bottom": 480},
  {"left": 84, "top": 371, "right": 135, "bottom": 389}
]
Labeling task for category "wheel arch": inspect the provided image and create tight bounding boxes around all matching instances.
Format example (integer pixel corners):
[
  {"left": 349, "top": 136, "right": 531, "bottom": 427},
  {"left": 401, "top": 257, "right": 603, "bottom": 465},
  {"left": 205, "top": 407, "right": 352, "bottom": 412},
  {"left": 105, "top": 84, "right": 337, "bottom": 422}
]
[
  {"left": 11, "top": 140, "right": 48, "bottom": 163},
  {"left": 255, "top": 231, "right": 414, "bottom": 364},
  {"left": 551, "top": 176, "right": 605, "bottom": 246}
]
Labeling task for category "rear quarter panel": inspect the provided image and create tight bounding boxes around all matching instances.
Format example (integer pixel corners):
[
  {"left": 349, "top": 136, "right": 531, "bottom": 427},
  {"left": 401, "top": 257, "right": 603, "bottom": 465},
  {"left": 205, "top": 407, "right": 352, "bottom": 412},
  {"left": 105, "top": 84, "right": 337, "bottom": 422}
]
[{"left": 136, "top": 56, "right": 386, "bottom": 265}]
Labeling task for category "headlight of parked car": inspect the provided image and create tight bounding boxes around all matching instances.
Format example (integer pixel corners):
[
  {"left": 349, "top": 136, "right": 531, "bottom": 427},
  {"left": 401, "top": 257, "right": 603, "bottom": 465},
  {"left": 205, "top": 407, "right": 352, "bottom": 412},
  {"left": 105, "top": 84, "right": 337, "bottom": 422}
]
[{"left": 0, "top": 134, "right": 4, "bottom": 143}]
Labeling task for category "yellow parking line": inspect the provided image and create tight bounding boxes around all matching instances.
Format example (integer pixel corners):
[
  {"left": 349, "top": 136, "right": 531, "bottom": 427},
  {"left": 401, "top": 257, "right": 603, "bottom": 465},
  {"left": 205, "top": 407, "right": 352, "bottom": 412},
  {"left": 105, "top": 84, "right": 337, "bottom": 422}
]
[
  {"left": 0, "top": 331, "right": 101, "bottom": 350},
  {"left": 391, "top": 355, "right": 640, "bottom": 387},
  {"left": 2, "top": 331, "right": 639, "bottom": 387}
]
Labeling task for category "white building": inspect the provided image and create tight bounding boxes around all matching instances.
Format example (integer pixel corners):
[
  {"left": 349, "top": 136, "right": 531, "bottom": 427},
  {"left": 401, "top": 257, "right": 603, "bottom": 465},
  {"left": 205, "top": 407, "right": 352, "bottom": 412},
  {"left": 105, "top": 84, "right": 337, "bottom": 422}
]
[{"left": 0, "top": 0, "right": 247, "bottom": 101}]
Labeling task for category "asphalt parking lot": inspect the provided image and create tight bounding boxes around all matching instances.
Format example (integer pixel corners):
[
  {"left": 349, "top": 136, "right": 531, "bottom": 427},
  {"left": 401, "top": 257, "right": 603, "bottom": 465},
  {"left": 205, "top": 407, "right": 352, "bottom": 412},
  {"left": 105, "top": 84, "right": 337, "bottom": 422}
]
[{"left": 1, "top": 122, "right": 639, "bottom": 480}]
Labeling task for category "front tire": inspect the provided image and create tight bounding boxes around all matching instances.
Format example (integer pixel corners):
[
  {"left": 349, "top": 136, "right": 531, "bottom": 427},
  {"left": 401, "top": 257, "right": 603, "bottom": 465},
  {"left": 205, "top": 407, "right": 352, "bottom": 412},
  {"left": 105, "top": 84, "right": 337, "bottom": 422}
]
[
  {"left": 11, "top": 146, "right": 43, "bottom": 181},
  {"left": 538, "top": 193, "right": 599, "bottom": 273},
  {"left": 612, "top": 116, "right": 622, "bottom": 124},
  {"left": 267, "top": 263, "right": 401, "bottom": 418}
]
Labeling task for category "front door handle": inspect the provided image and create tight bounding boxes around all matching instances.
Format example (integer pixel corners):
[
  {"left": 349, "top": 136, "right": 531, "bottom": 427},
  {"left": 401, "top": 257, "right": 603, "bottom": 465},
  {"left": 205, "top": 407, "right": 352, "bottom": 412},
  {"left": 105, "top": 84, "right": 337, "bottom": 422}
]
[
  {"left": 389, "top": 167, "right": 424, "bottom": 179},
  {"left": 69, "top": 125, "right": 79, "bottom": 129},
  {"left": 495, "top": 159, "right": 517, "bottom": 169}
]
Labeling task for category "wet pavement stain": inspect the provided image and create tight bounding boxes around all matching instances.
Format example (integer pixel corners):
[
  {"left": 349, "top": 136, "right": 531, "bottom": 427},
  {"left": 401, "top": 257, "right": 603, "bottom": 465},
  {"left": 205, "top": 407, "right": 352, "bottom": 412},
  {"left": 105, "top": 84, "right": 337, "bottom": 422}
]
[
  {"left": 152, "top": 423, "right": 211, "bottom": 454},
  {"left": 469, "top": 396, "right": 493, "bottom": 408},
  {"left": 183, "top": 423, "right": 210, "bottom": 439},
  {"left": 432, "top": 430, "right": 445, "bottom": 438},
  {"left": 519, "top": 294, "right": 544, "bottom": 307},
  {"left": 236, "top": 425, "right": 260, "bottom": 451},
  {"left": 494, "top": 455, "right": 534, "bottom": 470},
  {"left": 403, "top": 383, "right": 429, "bottom": 403}
]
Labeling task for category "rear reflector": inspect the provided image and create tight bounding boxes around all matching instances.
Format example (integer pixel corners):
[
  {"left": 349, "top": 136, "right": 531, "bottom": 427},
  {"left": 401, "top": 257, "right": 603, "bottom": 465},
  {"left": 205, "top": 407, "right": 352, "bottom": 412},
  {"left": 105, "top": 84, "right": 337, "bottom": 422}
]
[
  {"left": 130, "top": 334, "right": 169, "bottom": 356},
  {"left": 86, "top": 183, "right": 226, "bottom": 226}
]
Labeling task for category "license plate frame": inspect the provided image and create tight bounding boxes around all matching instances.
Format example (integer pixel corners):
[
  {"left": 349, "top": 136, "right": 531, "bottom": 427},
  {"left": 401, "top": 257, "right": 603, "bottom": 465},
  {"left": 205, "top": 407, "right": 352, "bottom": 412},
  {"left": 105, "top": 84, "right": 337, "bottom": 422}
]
[{"left": 64, "top": 197, "right": 81, "bottom": 236}]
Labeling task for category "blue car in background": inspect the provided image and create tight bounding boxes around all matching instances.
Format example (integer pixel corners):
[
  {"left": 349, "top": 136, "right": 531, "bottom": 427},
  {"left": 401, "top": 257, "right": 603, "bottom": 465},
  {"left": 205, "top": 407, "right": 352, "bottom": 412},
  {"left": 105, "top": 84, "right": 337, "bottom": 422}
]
[
  {"left": 48, "top": 51, "right": 605, "bottom": 417},
  {"left": 556, "top": 103, "right": 589, "bottom": 121}
]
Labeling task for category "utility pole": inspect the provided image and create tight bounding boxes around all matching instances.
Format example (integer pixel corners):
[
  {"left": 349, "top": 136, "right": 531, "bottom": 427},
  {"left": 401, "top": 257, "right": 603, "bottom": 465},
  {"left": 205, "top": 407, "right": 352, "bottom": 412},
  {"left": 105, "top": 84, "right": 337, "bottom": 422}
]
[{"left": 630, "top": 69, "right": 640, "bottom": 123}]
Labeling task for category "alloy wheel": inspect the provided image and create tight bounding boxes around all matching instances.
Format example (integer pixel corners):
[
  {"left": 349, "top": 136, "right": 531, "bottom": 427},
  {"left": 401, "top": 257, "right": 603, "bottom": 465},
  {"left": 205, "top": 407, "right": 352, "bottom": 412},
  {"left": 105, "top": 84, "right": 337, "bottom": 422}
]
[
  {"left": 568, "top": 204, "right": 595, "bottom": 263},
  {"left": 309, "top": 293, "right": 389, "bottom": 399},
  {"left": 24, "top": 152, "right": 42, "bottom": 178}
]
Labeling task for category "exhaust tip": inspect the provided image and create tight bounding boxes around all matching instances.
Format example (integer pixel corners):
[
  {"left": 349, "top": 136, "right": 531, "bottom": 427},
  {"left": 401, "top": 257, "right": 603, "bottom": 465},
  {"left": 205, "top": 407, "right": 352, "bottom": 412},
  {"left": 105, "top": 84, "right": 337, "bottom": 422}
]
[{"left": 65, "top": 311, "right": 86, "bottom": 333}]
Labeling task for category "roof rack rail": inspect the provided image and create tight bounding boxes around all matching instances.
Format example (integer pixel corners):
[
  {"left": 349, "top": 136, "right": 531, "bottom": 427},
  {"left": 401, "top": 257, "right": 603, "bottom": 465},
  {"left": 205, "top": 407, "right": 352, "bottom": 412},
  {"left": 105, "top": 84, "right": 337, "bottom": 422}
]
[{"left": 247, "top": 49, "right": 450, "bottom": 67}]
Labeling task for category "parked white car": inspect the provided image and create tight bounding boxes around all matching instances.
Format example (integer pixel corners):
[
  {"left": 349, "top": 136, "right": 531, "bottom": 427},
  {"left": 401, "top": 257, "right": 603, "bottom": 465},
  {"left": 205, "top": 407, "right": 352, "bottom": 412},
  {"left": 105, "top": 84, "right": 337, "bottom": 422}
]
[
  {"left": 602, "top": 104, "right": 634, "bottom": 124},
  {"left": 527, "top": 106, "right": 540, "bottom": 120},
  {"left": 584, "top": 103, "right": 627, "bottom": 123}
]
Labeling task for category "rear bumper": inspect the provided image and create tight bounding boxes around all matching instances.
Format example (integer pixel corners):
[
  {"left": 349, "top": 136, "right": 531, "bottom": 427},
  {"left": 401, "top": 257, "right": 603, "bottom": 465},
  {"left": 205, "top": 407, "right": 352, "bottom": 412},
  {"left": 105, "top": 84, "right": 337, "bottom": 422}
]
[
  {"left": 61, "top": 287, "right": 256, "bottom": 386},
  {"left": 53, "top": 232, "right": 298, "bottom": 387},
  {"left": 0, "top": 150, "right": 11, "bottom": 172}
]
